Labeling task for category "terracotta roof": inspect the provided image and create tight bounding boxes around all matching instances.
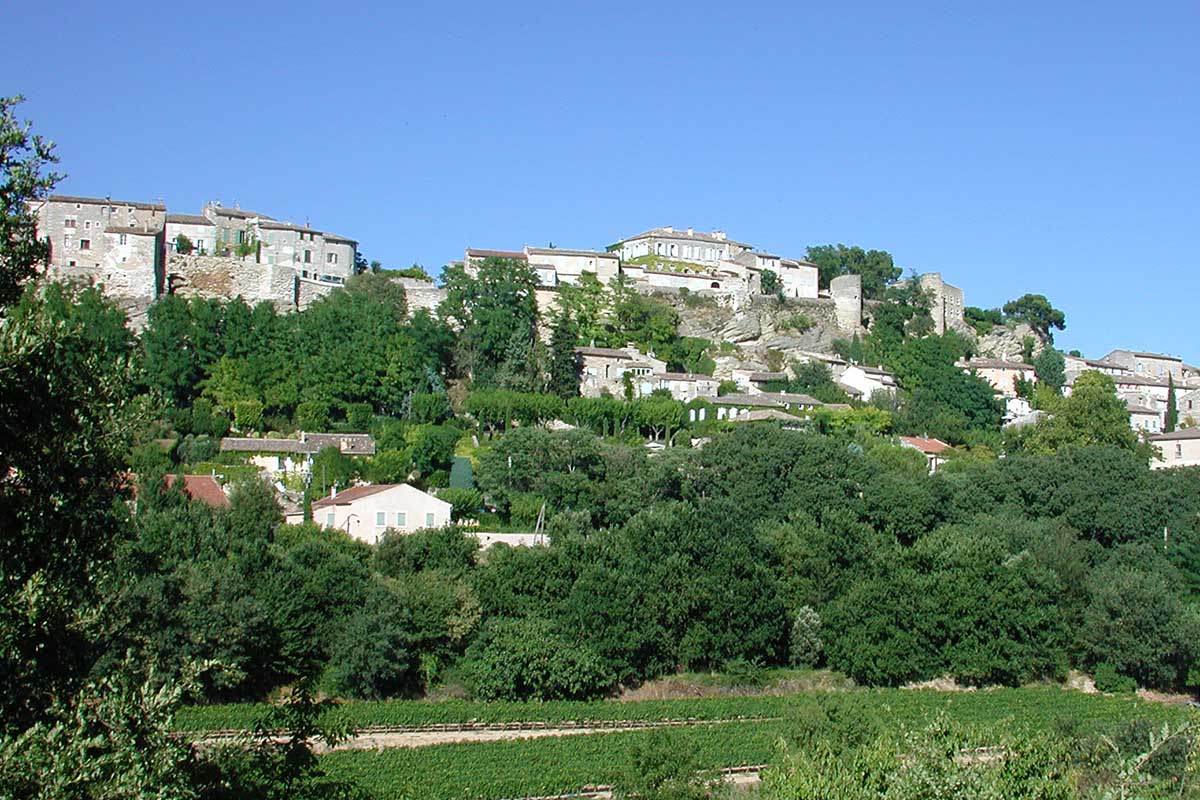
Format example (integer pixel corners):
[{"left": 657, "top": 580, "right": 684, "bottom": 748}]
[
  {"left": 220, "top": 432, "right": 375, "bottom": 456},
  {"left": 105, "top": 225, "right": 160, "bottom": 236},
  {"left": 899, "top": 436, "right": 952, "bottom": 455},
  {"left": 165, "top": 213, "right": 214, "bottom": 226},
  {"left": 310, "top": 484, "right": 394, "bottom": 510},
  {"left": 165, "top": 474, "right": 230, "bottom": 508},
  {"left": 47, "top": 194, "right": 166, "bottom": 211},
  {"left": 575, "top": 346, "right": 635, "bottom": 359},
  {"left": 657, "top": 372, "right": 719, "bottom": 382},
  {"left": 963, "top": 358, "right": 1035, "bottom": 370},
  {"left": 1127, "top": 403, "right": 1160, "bottom": 415},
  {"left": 745, "top": 372, "right": 788, "bottom": 382},
  {"left": 209, "top": 206, "right": 274, "bottom": 220},
  {"left": 729, "top": 409, "right": 800, "bottom": 423},
  {"left": 526, "top": 247, "right": 616, "bottom": 258},
  {"left": 1150, "top": 428, "right": 1200, "bottom": 442},
  {"left": 615, "top": 227, "right": 753, "bottom": 249},
  {"left": 713, "top": 392, "right": 821, "bottom": 408},
  {"left": 466, "top": 248, "right": 528, "bottom": 260}
]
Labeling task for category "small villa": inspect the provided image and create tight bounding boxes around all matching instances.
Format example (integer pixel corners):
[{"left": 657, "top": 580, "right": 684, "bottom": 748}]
[{"left": 285, "top": 483, "right": 452, "bottom": 545}]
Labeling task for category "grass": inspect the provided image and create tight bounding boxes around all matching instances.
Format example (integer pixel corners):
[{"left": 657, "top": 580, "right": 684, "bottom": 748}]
[
  {"left": 308, "top": 689, "right": 1193, "bottom": 799},
  {"left": 175, "top": 685, "right": 1184, "bottom": 734}
]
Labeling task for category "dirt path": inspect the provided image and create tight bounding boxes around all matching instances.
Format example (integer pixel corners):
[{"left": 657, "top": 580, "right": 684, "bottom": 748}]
[{"left": 191, "top": 716, "right": 779, "bottom": 753}]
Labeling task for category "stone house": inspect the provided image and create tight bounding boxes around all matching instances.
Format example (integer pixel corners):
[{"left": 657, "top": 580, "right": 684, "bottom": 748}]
[
  {"left": 711, "top": 392, "right": 821, "bottom": 420},
  {"left": 1149, "top": 428, "right": 1200, "bottom": 470},
  {"left": 1063, "top": 355, "right": 1128, "bottom": 381},
  {"left": 957, "top": 357, "right": 1036, "bottom": 397},
  {"left": 286, "top": 483, "right": 452, "bottom": 545},
  {"left": 899, "top": 436, "right": 951, "bottom": 473},
  {"left": 731, "top": 369, "right": 789, "bottom": 394},
  {"left": 640, "top": 372, "right": 720, "bottom": 402},
  {"left": 839, "top": 364, "right": 898, "bottom": 399},
  {"left": 165, "top": 214, "right": 216, "bottom": 255},
  {"left": 32, "top": 194, "right": 167, "bottom": 320},
  {"left": 728, "top": 251, "right": 819, "bottom": 299},
  {"left": 464, "top": 246, "right": 618, "bottom": 288},
  {"left": 894, "top": 273, "right": 965, "bottom": 335},
  {"left": 576, "top": 345, "right": 667, "bottom": 397},
  {"left": 1177, "top": 389, "right": 1200, "bottom": 427},
  {"left": 1127, "top": 403, "right": 1163, "bottom": 435},
  {"left": 220, "top": 432, "right": 376, "bottom": 478},
  {"left": 1103, "top": 350, "right": 1184, "bottom": 381},
  {"left": 611, "top": 227, "right": 752, "bottom": 266}
]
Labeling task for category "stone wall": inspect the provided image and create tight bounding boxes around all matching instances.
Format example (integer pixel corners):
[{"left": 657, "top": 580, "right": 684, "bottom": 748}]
[
  {"left": 396, "top": 278, "right": 448, "bottom": 316},
  {"left": 167, "top": 253, "right": 274, "bottom": 304},
  {"left": 830, "top": 274, "right": 862, "bottom": 331}
]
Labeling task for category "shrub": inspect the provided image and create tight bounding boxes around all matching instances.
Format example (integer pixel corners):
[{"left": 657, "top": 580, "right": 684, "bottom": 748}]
[
  {"left": 233, "top": 399, "right": 264, "bottom": 432},
  {"left": 777, "top": 313, "right": 814, "bottom": 333},
  {"left": 345, "top": 403, "right": 373, "bottom": 431},
  {"left": 375, "top": 526, "right": 478, "bottom": 578},
  {"left": 509, "top": 493, "right": 546, "bottom": 526},
  {"left": 323, "top": 587, "right": 419, "bottom": 699},
  {"left": 1093, "top": 662, "right": 1137, "bottom": 694},
  {"left": 468, "top": 617, "right": 611, "bottom": 701},
  {"left": 789, "top": 606, "right": 823, "bottom": 667},
  {"left": 294, "top": 401, "right": 331, "bottom": 432},
  {"left": 439, "top": 487, "right": 482, "bottom": 521},
  {"left": 174, "top": 233, "right": 193, "bottom": 255}
]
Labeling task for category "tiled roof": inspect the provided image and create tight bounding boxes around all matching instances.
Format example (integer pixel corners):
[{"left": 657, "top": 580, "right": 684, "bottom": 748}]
[
  {"left": 466, "top": 248, "right": 528, "bottom": 260},
  {"left": 729, "top": 409, "right": 800, "bottom": 423},
  {"left": 899, "top": 436, "right": 952, "bottom": 455},
  {"left": 105, "top": 225, "right": 160, "bottom": 235},
  {"left": 963, "top": 358, "right": 1035, "bottom": 370},
  {"left": 526, "top": 247, "right": 616, "bottom": 258},
  {"left": 47, "top": 194, "right": 166, "bottom": 211},
  {"left": 165, "top": 213, "right": 214, "bottom": 226},
  {"left": 657, "top": 372, "right": 718, "bottom": 382},
  {"left": 165, "top": 474, "right": 230, "bottom": 508},
  {"left": 575, "top": 346, "right": 633, "bottom": 359},
  {"left": 616, "top": 227, "right": 753, "bottom": 249},
  {"left": 219, "top": 432, "right": 375, "bottom": 456},
  {"left": 209, "top": 206, "right": 274, "bottom": 220},
  {"left": 745, "top": 372, "right": 787, "bottom": 382},
  {"left": 311, "top": 484, "right": 393, "bottom": 510},
  {"left": 1149, "top": 428, "right": 1200, "bottom": 442},
  {"left": 713, "top": 392, "right": 821, "bottom": 408}
]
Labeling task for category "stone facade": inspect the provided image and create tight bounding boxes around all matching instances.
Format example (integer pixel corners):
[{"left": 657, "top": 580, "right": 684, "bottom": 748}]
[
  {"left": 32, "top": 194, "right": 358, "bottom": 324},
  {"left": 1150, "top": 428, "right": 1200, "bottom": 469},
  {"left": 1102, "top": 350, "right": 1185, "bottom": 381},
  {"left": 899, "top": 272, "right": 965, "bottom": 335},
  {"left": 396, "top": 277, "right": 448, "bottom": 316},
  {"left": 612, "top": 227, "right": 751, "bottom": 266},
  {"left": 830, "top": 274, "right": 863, "bottom": 331}
]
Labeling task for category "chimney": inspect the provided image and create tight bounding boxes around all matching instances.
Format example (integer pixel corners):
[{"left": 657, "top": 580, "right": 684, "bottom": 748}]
[
  {"left": 663, "top": 226, "right": 674, "bottom": 233},
  {"left": 712, "top": 230, "right": 726, "bottom": 241},
  {"left": 687, "top": 227, "right": 694, "bottom": 236},
  {"left": 330, "top": 484, "right": 337, "bottom": 498}
]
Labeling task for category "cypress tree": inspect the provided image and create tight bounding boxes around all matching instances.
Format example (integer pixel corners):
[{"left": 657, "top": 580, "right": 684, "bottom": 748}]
[{"left": 1165, "top": 374, "right": 1179, "bottom": 433}]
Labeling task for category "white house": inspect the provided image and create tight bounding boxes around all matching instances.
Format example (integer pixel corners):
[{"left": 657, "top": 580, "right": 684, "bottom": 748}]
[
  {"left": 1149, "top": 428, "right": 1200, "bottom": 470},
  {"left": 839, "top": 364, "right": 898, "bottom": 399},
  {"left": 899, "top": 436, "right": 952, "bottom": 473},
  {"left": 285, "top": 483, "right": 452, "bottom": 545}
]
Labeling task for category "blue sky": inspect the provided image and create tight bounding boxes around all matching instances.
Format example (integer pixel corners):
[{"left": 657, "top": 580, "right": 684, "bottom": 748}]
[{"left": 11, "top": 1, "right": 1198, "bottom": 361}]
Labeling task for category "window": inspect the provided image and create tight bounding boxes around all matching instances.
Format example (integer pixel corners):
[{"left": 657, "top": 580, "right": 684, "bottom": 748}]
[
  {"left": 1177, "top": 444, "right": 1183, "bottom": 459},
  {"left": 327, "top": 252, "right": 337, "bottom": 264},
  {"left": 68, "top": 260, "right": 76, "bottom": 266},
  {"left": 376, "top": 511, "right": 386, "bottom": 526},
  {"left": 425, "top": 512, "right": 435, "bottom": 528},
  {"left": 84, "top": 220, "right": 91, "bottom": 229},
  {"left": 64, "top": 217, "right": 76, "bottom": 228},
  {"left": 119, "top": 234, "right": 127, "bottom": 245},
  {"left": 80, "top": 239, "right": 90, "bottom": 250},
  {"left": 325, "top": 512, "right": 335, "bottom": 527},
  {"left": 63, "top": 233, "right": 71, "bottom": 245},
  {"left": 304, "top": 250, "right": 311, "bottom": 263},
  {"left": 396, "top": 512, "right": 406, "bottom": 526}
]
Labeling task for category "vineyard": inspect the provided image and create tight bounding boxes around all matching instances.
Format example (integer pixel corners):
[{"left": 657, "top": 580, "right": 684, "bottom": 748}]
[{"left": 179, "top": 688, "right": 1193, "bottom": 799}]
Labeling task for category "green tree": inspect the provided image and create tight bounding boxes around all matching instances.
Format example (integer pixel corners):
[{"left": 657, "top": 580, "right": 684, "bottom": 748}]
[
  {"left": 1165, "top": 374, "right": 1179, "bottom": 433},
  {"left": 1024, "top": 371, "right": 1137, "bottom": 454},
  {"left": 1002, "top": 293, "right": 1067, "bottom": 343},
  {"left": 805, "top": 243, "right": 900, "bottom": 299},
  {"left": 439, "top": 257, "right": 539, "bottom": 385},
  {"left": 1031, "top": 346, "right": 1066, "bottom": 392},
  {"left": 0, "top": 96, "right": 60, "bottom": 306},
  {"left": 547, "top": 315, "right": 581, "bottom": 399},
  {"left": 759, "top": 268, "right": 782, "bottom": 296}
]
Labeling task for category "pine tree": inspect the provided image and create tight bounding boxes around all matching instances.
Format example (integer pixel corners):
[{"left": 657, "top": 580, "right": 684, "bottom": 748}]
[
  {"left": 1165, "top": 374, "right": 1179, "bottom": 433},
  {"left": 547, "top": 316, "right": 581, "bottom": 399}
]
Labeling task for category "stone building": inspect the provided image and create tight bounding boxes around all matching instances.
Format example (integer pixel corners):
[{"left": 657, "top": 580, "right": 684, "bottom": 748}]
[
  {"left": 32, "top": 194, "right": 168, "bottom": 324},
  {"left": 1150, "top": 428, "right": 1200, "bottom": 470},
  {"left": 611, "top": 227, "right": 752, "bottom": 266},
  {"left": 639, "top": 372, "right": 720, "bottom": 402},
  {"left": 463, "top": 246, "right": 618, "bottom": 287},
  {"left": 1102, "top": 350, "right": 1185, "bottom": 381},
  {"left": 32, "top": 193, "right": 358, "bottom": 322},
  {"left": 576, "top": 345, "right": 667, "bottom": 398},
  {"left": 894, "top": 272, "right": 965, "bottom": 335}
]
